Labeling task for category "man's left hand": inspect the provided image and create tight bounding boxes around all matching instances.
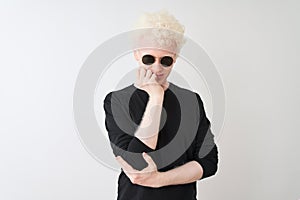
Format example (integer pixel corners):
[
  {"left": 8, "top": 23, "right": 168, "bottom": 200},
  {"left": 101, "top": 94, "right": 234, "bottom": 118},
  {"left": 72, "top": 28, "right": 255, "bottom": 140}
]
[{"left": 115, "top": 152, "right": 163, "bottom": 188}]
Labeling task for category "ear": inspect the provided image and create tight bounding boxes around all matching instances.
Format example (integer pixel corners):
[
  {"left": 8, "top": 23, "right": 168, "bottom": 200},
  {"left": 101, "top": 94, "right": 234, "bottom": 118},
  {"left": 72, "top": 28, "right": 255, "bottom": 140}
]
[
  {"left": 133, "top": 50, "right": 140, "bottom": 61},
  {"left": 173, "top": 54, "right": 178, "bottom": 63}
]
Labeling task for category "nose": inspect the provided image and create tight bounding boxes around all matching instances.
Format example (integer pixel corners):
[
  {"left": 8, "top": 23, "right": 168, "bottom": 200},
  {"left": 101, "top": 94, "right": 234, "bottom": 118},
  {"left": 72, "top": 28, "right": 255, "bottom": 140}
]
[{"left": 149, "top": 62, "right": 164, "bottom": 74}]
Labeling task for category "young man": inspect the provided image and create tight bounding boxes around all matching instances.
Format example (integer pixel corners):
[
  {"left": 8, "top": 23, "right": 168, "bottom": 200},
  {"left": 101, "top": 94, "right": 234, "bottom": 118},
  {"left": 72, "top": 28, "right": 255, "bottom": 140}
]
[{"left": 103, "top": 10, "right": 218, "bottom": 200}]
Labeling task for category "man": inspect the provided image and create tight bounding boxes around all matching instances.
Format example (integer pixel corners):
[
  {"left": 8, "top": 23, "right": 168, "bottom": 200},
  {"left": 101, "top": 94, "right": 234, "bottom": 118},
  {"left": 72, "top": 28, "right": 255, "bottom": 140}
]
[{"left": 103, "top": 10, "right": 218, "bottom": 200}]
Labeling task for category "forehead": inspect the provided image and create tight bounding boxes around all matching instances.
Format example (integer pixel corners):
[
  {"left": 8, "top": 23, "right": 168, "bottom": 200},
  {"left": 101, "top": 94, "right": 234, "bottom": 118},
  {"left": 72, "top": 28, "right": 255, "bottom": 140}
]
[{"left": 137, "top": 48, "right": 175, "bottom": 57}]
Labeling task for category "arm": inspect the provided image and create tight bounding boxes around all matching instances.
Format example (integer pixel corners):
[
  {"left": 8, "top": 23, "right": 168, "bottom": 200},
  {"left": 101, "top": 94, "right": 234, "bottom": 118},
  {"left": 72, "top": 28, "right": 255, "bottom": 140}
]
[
  {"left": 113, "top": 92, "right": 218, "bottom": 187},
  {"left": 116, "top": 147, "right": 218, "bottom": 188},
  {"left": 103, "top": 92, "right": 134, "bottom": 153},
  {"left": 103, "top": 90, "right": 164, "bottom": 151},
  {"left": 159, "top": 160, "right": 203, "bottom": 186},
  {"left": 159, "top": 144, "right": 218, "bottom": 186},
  {"left": 158, "top": 93, "right": 219, "bottom": 186},
  {"left": 103, "top": 87, "right": 164, "bottom": 170},
  {"left": 131, "top": 67, "right": 165, "bottom": 150},
  {"left": 133, "top": 94, "right": 164, "bottom": 150},
  {"left": 192, "top": 93, "right": 219, "bottom": 180},
  {"left": 104, "top": 67, "right": 164, "bottom": 154},
  {"left": 115, "top": 153, "right": 203, "bottom": 188}
]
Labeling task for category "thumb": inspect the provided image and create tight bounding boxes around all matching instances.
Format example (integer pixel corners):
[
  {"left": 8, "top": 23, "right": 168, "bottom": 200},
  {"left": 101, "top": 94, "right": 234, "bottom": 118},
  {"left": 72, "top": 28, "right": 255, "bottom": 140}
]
[
  {"left": 149, "top": 73, "right": 157, "bottom": 82},
  {"left": 142, "top": 152, "right": 156, "bottom": 166}
]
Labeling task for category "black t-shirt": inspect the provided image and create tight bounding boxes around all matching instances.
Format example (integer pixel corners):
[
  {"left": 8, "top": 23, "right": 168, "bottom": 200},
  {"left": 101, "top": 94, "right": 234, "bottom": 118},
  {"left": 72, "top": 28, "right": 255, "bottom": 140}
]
[{"left": 103, "top": 82, "right": 218, "bottom": 200}]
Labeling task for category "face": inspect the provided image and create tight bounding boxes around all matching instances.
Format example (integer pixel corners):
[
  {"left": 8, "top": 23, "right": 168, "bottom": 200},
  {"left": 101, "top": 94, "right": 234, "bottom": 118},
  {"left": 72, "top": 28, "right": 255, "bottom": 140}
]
[{"left": 134, "top": 48, "right": 177, "bottom": 85}]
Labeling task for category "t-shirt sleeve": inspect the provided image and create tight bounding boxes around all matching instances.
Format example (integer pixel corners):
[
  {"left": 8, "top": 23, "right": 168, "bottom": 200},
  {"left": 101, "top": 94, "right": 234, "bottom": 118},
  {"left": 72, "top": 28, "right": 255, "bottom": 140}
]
[
  {"left": 103, "top": 92, "right": 155, "bottom": 169},
  {"left": 193, "top": 93, "right": 219, "bottom": 180},
  {"left": 103, "top": 92, "right": 132, "bottom": 154}
]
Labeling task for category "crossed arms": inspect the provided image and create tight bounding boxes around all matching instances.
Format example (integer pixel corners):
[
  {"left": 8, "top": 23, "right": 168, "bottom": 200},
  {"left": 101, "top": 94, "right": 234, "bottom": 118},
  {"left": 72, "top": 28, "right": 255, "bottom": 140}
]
[{"left": 103, "top": 91, "right": 218, "bottom": 188}]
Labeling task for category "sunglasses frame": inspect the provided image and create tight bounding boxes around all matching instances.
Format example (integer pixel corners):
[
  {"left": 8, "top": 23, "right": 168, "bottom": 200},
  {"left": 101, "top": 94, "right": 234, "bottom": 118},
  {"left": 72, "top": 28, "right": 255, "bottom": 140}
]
[{"left": 141, "top": 54, "right": 175, "bottom": 67}]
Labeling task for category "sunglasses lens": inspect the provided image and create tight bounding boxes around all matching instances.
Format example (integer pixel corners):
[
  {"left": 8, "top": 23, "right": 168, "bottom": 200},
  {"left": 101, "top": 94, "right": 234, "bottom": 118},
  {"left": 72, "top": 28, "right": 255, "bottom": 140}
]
[
  {"left": 142, "top": 55, "right": 155, "bottom": 65},
  {"left": 161, "top": 56, "right": 173, "bottom": 67}
]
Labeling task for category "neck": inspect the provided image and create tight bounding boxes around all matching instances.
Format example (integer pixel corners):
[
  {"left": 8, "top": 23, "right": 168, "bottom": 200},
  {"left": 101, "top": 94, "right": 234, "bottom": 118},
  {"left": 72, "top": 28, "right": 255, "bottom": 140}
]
[{"left": 161, "top": 81, "right": 170, "bottom": 91}]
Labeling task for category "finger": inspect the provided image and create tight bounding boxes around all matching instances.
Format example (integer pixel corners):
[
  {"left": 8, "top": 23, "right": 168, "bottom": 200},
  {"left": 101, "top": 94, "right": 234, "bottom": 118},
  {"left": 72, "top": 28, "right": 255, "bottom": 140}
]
[
  {"left": 138, "top": 66, "right": 144, "bottom": 83},
  {"left": 139, "top": 67, "right": 146, "bottom": 79},
  {"left": 149, "top": 73, "right": 157, "bottom": 83},
  {"left": 142, "top": 152, "right": 156, "bottom": 168},
  {"left": 136, "top": 67, "right": 142, "bottom": 86},
  {"left": 136, "top": 67, "right": 140, "bottom": 82},
  {"left": 145, "top": 69, "right": 152, "bottom": 80}
]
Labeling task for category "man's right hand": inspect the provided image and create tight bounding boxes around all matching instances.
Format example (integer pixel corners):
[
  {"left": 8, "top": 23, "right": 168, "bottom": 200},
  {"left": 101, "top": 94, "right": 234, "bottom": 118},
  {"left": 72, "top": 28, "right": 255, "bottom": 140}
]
[{"left": 134, "top": 66, "right": 164, "bottom": 97}]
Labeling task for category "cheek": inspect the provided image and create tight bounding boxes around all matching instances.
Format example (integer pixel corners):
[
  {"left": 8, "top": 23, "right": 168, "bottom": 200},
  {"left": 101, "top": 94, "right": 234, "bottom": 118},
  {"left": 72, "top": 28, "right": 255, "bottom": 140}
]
[{"left": 165, "top": 67, "right": 173, "bottom": 73}]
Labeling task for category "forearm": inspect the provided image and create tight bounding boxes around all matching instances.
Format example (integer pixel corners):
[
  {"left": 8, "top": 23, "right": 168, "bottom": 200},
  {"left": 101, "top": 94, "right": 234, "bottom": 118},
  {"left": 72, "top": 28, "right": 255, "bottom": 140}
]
[
  {"left": 134, "top": 95, "right": 164, "bottom": 150},
  {"left": 159, "top": 161, "right": 203, "bottom": 186}
]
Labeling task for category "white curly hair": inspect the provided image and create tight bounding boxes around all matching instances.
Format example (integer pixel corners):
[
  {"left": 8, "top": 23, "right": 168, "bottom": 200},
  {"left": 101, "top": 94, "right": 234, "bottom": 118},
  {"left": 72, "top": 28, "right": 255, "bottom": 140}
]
[{"left": 132, "top": 9, "right": 186, "bottom": 54}]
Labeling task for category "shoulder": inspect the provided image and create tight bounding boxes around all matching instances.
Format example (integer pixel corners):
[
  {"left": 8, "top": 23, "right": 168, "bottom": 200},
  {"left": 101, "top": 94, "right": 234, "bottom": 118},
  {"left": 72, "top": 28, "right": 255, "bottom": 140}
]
[
  {"left": 104, "top": 84, "right": 135, "bottom": 103},
  {"left": 169, "top": 82, "right": 203, "bottom": 104}
]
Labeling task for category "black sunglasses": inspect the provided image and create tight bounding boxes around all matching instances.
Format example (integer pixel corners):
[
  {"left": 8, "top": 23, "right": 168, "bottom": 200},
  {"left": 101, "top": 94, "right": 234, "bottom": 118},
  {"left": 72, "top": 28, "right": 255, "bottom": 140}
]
[{"left": 142, "top": 54, "right": 174, "bottom": 67}]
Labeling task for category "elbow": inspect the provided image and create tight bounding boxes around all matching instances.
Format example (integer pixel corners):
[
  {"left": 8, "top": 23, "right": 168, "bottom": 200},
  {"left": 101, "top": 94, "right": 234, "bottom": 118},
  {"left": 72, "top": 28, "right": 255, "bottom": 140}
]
[
  {"left": 198, "top": 148, "right": 219, "bottom": 180},
  {"left": 199, "top": 161, "right": 218, "bottom": 180},
  {"left": 210, "top": 161, "right": 218, "bottom": 177}
]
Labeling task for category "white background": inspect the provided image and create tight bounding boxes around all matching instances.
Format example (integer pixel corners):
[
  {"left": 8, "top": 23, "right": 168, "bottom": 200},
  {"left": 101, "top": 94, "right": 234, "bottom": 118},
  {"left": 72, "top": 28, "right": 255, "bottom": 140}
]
[{"left": 1, "top": 1, "right": 299, "bottom": 199}]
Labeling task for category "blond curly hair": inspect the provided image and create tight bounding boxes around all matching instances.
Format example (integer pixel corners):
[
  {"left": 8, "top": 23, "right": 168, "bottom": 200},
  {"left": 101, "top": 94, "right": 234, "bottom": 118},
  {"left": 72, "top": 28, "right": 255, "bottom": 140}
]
[{"left": 132, "top": 9, "right": 186, "bottom": 53}]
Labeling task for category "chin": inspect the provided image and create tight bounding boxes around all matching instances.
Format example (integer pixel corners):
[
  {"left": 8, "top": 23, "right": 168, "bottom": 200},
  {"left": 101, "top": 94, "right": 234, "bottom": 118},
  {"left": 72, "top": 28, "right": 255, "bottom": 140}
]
[
  {"left": 156, "top": 78, "right": 164, "bottom": 83},
  {"left": 158, "top": 80, "right": 167, "bottom": 86}
]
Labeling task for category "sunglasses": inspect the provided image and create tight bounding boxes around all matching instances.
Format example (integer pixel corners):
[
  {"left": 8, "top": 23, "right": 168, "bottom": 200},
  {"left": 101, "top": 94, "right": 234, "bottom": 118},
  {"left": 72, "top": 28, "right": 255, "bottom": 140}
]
[{"left": 142, "top": 54, "right": 174, "bottom": 67}]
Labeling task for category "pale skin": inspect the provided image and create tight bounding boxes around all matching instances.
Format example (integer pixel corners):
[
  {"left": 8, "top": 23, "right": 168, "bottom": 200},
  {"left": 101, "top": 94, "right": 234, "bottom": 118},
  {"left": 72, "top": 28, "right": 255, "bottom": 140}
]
[{"left": 115, "top": 48, "right": 204, "bottom": 188}]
